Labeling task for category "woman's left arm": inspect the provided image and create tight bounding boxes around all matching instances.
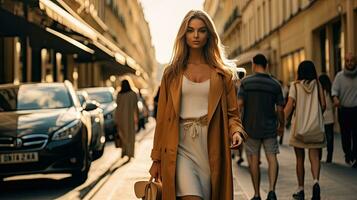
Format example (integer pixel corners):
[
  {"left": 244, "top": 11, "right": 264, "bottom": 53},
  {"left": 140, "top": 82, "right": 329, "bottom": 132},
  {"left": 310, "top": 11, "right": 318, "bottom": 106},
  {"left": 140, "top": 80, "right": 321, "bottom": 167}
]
[{"left": 225, "top": 75, "right": 247, "bottom": 141}]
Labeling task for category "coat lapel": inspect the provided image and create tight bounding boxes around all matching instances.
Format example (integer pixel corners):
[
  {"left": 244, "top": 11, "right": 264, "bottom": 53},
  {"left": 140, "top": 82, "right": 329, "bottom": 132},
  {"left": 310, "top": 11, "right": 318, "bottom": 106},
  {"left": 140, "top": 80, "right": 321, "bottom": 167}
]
[
  {"left": 207, "top": 69, "right": 223, "bottom": 124},
  {"left": 169, "top": 73, "right": 183, "bottom": 118}
]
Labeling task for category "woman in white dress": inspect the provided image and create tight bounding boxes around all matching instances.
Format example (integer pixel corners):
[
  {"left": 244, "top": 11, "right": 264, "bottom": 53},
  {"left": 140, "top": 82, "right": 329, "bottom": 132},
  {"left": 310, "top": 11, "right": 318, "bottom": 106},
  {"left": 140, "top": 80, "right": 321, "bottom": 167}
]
[{"left": 149, "top": 10, "right": 247, "bottom": 200}]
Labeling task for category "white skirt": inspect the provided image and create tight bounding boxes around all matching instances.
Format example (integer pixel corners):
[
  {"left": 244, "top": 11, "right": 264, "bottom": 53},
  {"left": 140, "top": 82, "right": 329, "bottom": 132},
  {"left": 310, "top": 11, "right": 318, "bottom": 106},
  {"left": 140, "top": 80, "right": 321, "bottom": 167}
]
[{"left": 176, "top": 121, "right": 211, "bottom": 199}]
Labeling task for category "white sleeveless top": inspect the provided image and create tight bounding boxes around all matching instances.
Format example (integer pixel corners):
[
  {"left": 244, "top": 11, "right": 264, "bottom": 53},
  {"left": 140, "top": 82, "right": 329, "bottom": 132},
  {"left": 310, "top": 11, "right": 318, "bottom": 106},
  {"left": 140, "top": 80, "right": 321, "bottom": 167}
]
[{"left": 180, "top": 76, "right": 210, "bottom": 118}]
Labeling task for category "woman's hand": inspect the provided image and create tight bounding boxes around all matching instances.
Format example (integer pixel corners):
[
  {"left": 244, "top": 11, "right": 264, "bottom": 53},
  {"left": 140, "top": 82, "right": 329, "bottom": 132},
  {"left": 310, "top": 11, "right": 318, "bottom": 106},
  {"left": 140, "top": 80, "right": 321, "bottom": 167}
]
[
  {"left": 149, "top": 161, "right": 161, "bottom": 181},
  {"left": 230, "top": 132, "right": 243, "bottom": 149}
]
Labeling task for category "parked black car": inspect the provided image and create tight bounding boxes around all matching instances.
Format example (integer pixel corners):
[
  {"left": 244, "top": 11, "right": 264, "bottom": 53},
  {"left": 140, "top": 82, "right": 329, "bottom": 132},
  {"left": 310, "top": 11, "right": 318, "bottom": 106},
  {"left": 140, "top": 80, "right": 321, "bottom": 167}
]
[
  {"left": 83, "top": 87, "right": 116, "bottom": 139},
  {"left": 0, "top": 81, "right": 93, "bottom": 183},
  {"left": 77, "top": 91, "right": 105, "bottom": 160}
]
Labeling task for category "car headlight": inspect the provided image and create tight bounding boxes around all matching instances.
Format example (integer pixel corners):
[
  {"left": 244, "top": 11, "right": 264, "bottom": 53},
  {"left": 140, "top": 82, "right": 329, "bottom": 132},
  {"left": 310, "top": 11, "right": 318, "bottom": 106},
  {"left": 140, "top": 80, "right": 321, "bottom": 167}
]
[{"left": 52, "top": 120, "right": 82, "bottom": 140}]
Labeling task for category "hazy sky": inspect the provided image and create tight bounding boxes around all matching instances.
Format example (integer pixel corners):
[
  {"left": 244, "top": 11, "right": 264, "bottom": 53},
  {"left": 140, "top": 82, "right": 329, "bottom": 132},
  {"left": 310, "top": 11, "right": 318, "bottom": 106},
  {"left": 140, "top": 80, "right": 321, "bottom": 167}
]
[{"left": 139, "top": 0, "right": 204, "bottom": 64}]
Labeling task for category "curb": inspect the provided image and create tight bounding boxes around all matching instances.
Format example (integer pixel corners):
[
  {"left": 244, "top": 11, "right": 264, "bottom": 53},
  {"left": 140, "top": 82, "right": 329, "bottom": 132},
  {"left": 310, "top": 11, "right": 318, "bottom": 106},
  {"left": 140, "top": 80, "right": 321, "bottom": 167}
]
[{"left": 59, "top": 120, "right": 156, "bottom": 200}]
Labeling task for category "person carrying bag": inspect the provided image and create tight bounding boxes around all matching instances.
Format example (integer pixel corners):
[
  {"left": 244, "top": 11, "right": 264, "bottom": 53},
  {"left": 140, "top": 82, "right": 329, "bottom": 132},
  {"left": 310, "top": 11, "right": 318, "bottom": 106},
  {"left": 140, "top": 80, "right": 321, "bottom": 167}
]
[
  {"left": 291, "top": 80, "right": 325, "bottom": 143},
  {"left": 284, "top": 60, "right": 326, "bottom": 200}
]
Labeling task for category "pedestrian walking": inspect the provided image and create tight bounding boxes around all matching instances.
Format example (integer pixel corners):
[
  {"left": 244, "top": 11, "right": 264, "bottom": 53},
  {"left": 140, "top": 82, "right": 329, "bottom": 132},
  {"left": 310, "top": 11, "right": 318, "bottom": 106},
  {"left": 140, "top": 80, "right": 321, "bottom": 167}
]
[
  {"left": 149, "top": 10, "right": 247, "bottom": 200},
  {"left": 237, "top": 54, "right": 285, "bottom": 200},
  {"left": 331, "top": 53, "right": 357, "bottom": 167},
  {"left": 319, "top": 74, "right": 335, "bottom": 163},
  {"left": 284, "top": 60, "right": 326, "bottom": 200},
  {"left": 115, "top": 79, "right": 139, "bottom": 159}
]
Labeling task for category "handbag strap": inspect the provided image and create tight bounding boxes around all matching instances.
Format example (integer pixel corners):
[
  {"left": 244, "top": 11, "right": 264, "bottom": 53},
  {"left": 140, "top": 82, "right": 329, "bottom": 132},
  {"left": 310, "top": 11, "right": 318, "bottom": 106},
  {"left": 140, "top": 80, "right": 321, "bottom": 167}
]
[
  {"left": 292, "top": 82, "right": 298, "bottom": 136},
  {"left": 145, "top": 177, "right": 161, "bottom": 200},
  {"left": 149, "top": 176, "right": 162, "bottom": 183}
]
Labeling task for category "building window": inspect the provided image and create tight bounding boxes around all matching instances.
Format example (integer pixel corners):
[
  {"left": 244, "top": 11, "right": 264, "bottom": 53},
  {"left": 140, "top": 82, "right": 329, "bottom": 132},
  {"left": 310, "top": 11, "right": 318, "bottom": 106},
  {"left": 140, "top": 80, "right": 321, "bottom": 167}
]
[
  {"left": 262, "top": 1, "right": 268, "bottom": 37},
  {"left": 320, "top": 28, "right": 327, "bottom": 73},
  {"left": 282, "top": 0, "right": 286, "bottom": 22},
  {"left": 281, "top": 49, "right": 306, "bottom": 82},
  {"left": 268, "top": 0, "right": 272, "bottom": 32},
  {"left": 332, "top": 20, "right": 344, "bottom": 73},
  {"left": 14, "top": 39, "right": 22, "bottom": 84},
  {"left": 249, "top": 18, "right": 254, "bottom": 45},
  {"left": 325, "top": 38, "right": 330, "bottom": 74},
  {"left": 257, "top": 6, "right": 261, "bottom": 39}
]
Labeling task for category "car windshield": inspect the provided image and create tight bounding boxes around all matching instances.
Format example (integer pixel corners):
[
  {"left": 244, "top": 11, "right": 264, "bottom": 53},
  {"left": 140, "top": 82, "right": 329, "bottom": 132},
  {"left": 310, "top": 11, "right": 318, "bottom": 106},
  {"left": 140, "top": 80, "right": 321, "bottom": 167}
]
[
  {"left": 0, "top": 84, "right": 72, "bottom": 111},
  {"left": 87, "top": 91, "right": 113, "bottom": 104}
]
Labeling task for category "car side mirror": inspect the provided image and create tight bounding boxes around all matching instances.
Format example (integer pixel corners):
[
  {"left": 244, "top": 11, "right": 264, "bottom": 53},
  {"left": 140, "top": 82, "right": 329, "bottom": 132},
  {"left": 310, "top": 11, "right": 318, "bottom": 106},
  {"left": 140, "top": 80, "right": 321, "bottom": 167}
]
[{"left": 84, "top": 102, "right": 98, "bottom": 111}]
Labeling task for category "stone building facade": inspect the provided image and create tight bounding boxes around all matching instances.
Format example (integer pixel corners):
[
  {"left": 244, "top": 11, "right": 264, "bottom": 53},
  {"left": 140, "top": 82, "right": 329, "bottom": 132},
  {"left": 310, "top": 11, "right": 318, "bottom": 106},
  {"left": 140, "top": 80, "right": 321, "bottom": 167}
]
[{"left": 204, "top": 0, "right": 357, "bottom": 84}]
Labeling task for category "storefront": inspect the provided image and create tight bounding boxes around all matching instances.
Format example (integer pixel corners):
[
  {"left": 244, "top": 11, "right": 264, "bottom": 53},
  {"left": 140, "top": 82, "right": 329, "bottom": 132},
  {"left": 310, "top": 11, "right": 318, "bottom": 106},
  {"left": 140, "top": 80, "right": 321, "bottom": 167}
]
[{"left": 0, "top": 0, "right": 144, "bottom": 88}]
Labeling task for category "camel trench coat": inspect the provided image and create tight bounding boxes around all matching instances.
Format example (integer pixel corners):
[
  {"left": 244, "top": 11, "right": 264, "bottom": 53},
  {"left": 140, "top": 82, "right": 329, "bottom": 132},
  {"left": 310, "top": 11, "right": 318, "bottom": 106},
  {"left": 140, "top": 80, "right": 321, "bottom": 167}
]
[{"left": 151, "top": 67, "right": 247, "bottom": 200}]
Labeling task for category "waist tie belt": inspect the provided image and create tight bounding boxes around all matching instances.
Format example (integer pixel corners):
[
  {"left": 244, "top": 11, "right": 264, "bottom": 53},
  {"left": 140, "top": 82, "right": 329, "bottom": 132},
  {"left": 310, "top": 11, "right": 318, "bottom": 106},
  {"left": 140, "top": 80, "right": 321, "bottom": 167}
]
[{"left": 180, "top": 115, "right": 208, "bottom": 139}]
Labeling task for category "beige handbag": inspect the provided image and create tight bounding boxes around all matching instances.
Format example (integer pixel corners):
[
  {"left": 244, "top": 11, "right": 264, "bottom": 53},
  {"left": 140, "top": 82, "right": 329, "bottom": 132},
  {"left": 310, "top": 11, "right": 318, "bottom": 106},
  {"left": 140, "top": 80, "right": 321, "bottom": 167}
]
[{"left": 134, "top": 177, "right": 162, "bottom": 200}]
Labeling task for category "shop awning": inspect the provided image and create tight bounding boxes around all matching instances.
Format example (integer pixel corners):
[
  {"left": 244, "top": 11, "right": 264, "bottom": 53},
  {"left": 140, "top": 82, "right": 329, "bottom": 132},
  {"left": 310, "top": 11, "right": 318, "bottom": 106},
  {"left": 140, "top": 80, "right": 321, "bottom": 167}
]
[
  {"left": 39, "top": 0, "right": 97, "bottom": 40},
  {"left": 0, "top": 8, "right": 94, "bottom": 56},
  {"left": 38, "top": 0, "right": 135, "bottom": 72}
]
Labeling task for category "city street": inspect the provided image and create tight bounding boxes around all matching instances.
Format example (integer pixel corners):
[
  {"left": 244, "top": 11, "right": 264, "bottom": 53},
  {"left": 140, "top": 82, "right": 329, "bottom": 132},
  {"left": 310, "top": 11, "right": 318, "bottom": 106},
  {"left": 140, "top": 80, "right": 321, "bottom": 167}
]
[
  {"left": 0, "top": 0, "right": 357, "bottom": 200},
  {"left": 89, "top": 125, "right": 357, "bottom": 200},
  {"left": 74, "top": 120, "right": 357, "bottom": 200},
  {"left": 0, "top": 120, "right": 155, "bottom": 200},
  {"left": 0, "top": 141, "right": 126, "bottom": 200},
  {"left": 89, "top": 123, "right": 248, "bottom": 200},
  {"left": 0, "top": 119, "right": 357, "bottom": 199},
  {"left": 235, "top": 131, "right": 357, "bottom": 200}
]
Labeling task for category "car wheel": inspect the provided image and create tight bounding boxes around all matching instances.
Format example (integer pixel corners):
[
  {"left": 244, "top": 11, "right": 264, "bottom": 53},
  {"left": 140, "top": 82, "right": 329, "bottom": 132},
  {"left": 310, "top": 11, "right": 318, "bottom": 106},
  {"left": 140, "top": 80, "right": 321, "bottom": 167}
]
[
  {"left": 72, "top": 135, "right": 91, "bottom": 184},
  {"left": 92, "top": 146, "right": 105, "bottom": 160}
]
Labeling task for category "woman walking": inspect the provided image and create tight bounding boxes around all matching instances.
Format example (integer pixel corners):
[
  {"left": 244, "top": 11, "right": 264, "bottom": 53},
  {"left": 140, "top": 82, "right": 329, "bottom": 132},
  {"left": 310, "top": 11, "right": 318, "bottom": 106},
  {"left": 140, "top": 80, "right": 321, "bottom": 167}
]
[
  {"left": 115, "top": 79, "right": 139, "bottom": 159},
  {"left": 284, "top": 61, "right": 326, "bottom": 200},
  {"left": 319, "top": 74, "right": 335, "bottom": 163},
  {"left": 149, "top": 10, "right": 247, "bottom": 200}
]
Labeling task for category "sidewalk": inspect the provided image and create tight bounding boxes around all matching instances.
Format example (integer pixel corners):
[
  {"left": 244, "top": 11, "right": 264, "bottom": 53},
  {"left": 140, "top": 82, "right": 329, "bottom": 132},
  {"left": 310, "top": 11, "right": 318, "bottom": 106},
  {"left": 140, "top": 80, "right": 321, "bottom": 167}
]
[
  {"left": 91, "top": 121, "right": 249, "bottom": 200},
  {"left": 58, "top": 118, "right": 156, "bottom": 200},
  {"left": 91, "top": 123, "right": 357, "bottom": 200},
  {"left": 233, "top": 129, "right": 357, "bottom": 200}
]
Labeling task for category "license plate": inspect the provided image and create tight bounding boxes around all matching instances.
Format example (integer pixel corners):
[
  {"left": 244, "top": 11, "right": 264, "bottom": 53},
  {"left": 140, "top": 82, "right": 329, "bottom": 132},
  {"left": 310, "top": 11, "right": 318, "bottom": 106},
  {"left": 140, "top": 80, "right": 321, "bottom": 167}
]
[{"left": 0, "top": 152, "right": 39, "bottom": 164}]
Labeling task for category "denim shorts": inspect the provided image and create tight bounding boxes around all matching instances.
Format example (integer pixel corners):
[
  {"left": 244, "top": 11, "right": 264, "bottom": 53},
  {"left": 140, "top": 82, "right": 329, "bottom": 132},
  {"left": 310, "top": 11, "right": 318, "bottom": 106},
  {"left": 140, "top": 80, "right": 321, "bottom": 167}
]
[{"left": 245, "top": 137, "right": 280, "bottom": 155}]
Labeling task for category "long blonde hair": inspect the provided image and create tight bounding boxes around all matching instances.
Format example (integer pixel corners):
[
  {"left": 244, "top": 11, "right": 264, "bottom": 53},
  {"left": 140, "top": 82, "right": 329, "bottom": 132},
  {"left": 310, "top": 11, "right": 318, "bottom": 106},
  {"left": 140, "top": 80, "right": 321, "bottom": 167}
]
[{"left": 167, "top": 10, "right": 235, "bottom": 77}]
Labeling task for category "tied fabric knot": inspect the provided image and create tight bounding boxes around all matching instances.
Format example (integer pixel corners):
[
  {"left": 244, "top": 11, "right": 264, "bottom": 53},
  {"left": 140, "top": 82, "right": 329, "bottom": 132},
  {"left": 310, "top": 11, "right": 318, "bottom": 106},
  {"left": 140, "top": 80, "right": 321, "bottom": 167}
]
[
  {"left": 180, "top": 115, "right": 208, "bottom": 139},
  {"left": 183, "top": 121, "right": 201, "bottom": 139}
]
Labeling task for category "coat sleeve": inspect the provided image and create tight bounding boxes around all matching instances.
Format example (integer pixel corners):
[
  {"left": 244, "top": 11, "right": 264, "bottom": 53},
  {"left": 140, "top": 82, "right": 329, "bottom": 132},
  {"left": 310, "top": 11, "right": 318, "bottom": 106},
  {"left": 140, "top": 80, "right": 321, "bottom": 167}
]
[
  {"left": 225, "top": 74, "right": 248, "bottom": 140},
  {"left": 150, "top": 75, "right": 168, "bottom": 161}
]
